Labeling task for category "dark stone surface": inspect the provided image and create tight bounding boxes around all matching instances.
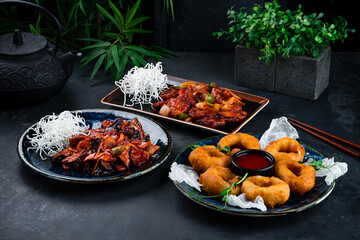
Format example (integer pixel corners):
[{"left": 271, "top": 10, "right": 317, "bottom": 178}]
[{"left": 1, "top": 52, "right": 359, "bottom": 240}]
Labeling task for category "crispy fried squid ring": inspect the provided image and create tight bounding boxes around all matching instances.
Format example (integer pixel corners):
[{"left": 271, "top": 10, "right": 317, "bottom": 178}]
[
  {"left": 199, "top": 166, "right": 241, "bottom": 196},
  {"left": 240, "top": 176, "right": 290, "bottom": 208},
  {"left": 217, "top": 133, "right": 261, "bottom": 154},
  {"left": 188, "top": 146, "right": 231, "bottom": 174},
  {"left": 264, "top": 137, "right": 305, "bottom": 162},
  {"left": 274, "top": 159, "right": 316, "bottom": 195}
]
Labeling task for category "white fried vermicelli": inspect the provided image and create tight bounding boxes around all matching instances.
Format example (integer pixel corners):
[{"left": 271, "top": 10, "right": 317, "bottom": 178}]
[
  {"left": 115, "top": 62, "right": 168, "bottom": 110},
  {"left": 27, "top": 111, "right": 88, "bottom": 159}
]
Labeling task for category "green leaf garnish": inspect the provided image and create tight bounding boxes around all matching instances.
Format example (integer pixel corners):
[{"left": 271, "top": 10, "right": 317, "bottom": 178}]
[
  {"left": 199, "top": 172, "right": 248, "bottom": 211},
  {"left": 182, "top": 144, "right": 204, "bottom": 151},
  {"left": 183, "top": 143, "right": 235, "bottom": 155},
  {"left": 299, "top": 153, "right": 343, "bottom": 181},
  {"left": 216, "top": 145, "right": 235, "bottom": 155}
]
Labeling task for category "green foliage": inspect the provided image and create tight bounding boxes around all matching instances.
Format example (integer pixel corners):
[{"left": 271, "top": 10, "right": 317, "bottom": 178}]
[
  {"left": 213, "top": 0, "right": 355, "bottom": 64},
  {"left": 80, "top": 0, "right": 178, "bottom": 81},
  {"left": 163, "top": 0, "right": 175, "bottom": 21},
  {"left": 0, "top": 0, "right": 177, "bottom": 81}
]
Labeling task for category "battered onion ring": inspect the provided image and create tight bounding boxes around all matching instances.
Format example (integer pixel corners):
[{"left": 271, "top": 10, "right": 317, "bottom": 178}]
[
  {"left": 241, "top": 176, "right": 290, "bottom": 208},
  {"left": 199, "top": 166, "right": 241, "bottom": 196},
  {"left": 274, "top": 159, "right": 316, "bottom": 195},
  {"left": 217, "top": 132, "right": 261, "bottom": 153},
  {"left": 264, "top": 137, "right": 305, "bottom": 162},
  {"left": 188, "top": 146, "right": 231, "bottom": 174}
]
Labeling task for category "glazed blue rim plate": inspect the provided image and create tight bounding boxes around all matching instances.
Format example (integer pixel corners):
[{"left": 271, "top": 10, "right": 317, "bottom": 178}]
[
  {"left": 17, "top": 109, "right": 172, "bottom": 183},
  {"left": 173, "top": 135, "right": 335, "bottom": 217}
]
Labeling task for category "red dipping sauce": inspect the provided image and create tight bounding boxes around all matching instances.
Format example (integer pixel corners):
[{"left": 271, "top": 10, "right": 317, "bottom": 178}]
[{"left": 234, "top": 153, "right": 271, "bottom": 169}]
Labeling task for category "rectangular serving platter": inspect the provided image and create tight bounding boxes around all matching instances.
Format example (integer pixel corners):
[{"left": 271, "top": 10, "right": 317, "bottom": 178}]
[{"left": 101, "top": 75, "right": 269, "bottom": 135}]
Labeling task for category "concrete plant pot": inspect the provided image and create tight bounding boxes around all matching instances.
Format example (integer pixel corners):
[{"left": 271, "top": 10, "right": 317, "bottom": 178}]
[
  {"left": 234, "top": 45, "right": 331, "bottom": 100},
  {"left": 234, "top": 45, "right": 275, "bottom": 92},
  {"left": 275, "top": 46, "right": 331, "bottom": 100}
]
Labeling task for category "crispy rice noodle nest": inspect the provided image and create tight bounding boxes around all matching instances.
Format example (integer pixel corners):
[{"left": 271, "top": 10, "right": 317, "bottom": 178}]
[
  {"left": 199, "top": 166, "right": 241, "bottom": 196},
  {"left": 217, "top": 132, "right": 261, "bottom": 154},
  {"left": 264, "top": 137, "right": 305, "bottom": 162},
  {"left": 188, "top": 146, "right": 231, "bottom": 174},
  {"left": 274, "top": 159, "right": 316, "bottom": 195},
  {"left": 241, "top": 176, "right": 290, "bottom": 208}
]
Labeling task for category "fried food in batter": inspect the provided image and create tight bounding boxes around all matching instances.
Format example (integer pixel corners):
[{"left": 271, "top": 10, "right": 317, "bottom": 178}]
[
  {"left": 188, "top": 146, "right": 231, "bottom": 174},
  {"left": 199, "top": 166, "right": 241, "bottom": 196},
  {"left": 264, "top": 137, "right": 305, "bottom": 162},
  {"left": 217, "top": 132, "right": 261, "bottom": 154},
  {"left": 241, "top": 175, "right": 290, "bottom": 208},
  {"left": 274, "top": 159, "right": 316, "bottom": 195}
]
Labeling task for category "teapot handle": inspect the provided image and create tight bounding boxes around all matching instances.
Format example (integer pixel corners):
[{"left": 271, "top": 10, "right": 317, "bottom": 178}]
[{"left": 0, "top": 0, "right": 62, "bottom": 53}]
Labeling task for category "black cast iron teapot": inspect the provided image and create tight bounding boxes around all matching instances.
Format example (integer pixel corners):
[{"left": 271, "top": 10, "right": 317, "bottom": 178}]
[{"left": 0, "top": 0, "right": 82, "bottom": 106}]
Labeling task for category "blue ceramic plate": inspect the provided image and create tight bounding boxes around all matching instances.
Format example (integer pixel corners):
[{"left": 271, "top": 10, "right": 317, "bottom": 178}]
[
  {"left": 173, "top": 135, "right": 335, "bottom": 217},
  {"left": 18, "top": 109, "right": 172, "bottom": 183}
]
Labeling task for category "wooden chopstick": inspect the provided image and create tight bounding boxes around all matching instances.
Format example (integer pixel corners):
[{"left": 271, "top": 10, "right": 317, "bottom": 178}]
[
  {"left": 288, "top": 118, "right": 360, "bottom": 151},
  {"left": 288, "top": 118, "right": 360, "bottom": 159}
]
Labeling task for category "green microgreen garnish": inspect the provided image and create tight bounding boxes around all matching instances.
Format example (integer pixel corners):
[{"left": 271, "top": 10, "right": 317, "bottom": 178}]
[
  {"left": 199, "top": 172, "right": 248, "bottom": 211},
  {"left": 216, "top": 145, "right": 235, "bottom": 155},
  {"left": 183, "top": 144, "right": 204, "bottom": 151},
  {"left": 183, "top": 143, "right": 235, "bottom": 155},
  {"left": 299, "top": 153, "right": 343, "bottom": 181},
  {"left": 299, "top": 159, "right": 326, "bottom": 171}
]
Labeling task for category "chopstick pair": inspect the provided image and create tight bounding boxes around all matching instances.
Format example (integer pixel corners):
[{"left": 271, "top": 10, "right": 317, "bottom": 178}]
[{"left": 288, "top": 118, "right": 360, "bottom": 159}]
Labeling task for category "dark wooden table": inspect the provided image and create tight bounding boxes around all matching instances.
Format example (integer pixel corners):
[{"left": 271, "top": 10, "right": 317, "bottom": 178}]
[{"left": 1, "top": 52, "right": 359, "bottom": 240}]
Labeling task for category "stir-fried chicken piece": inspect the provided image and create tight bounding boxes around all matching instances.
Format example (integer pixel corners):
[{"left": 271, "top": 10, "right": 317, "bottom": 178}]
[
  {"left": 51, "top": 117, "right": 160, "bottom": 177},
  {"left": 154, "top": 82, "right": 247, "bottom": 129}
]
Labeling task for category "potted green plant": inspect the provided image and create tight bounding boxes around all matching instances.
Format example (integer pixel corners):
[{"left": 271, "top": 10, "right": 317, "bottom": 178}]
[
  {"left": 0, "top": 0, "right": 177, "bottom": 82},
  {"left": 214, "top": 0, "right": 354, "bottom": 100}
]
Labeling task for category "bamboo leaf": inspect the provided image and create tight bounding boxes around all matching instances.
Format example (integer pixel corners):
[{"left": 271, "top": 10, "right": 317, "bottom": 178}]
[
  {"left": 125, "top": 17, "right": 150, "bottom": 28},
  {"left": 81, "top": 41, "right": 111, "bottom": 50},
  {"left": 103, "top": 32, "right": 119, "bottom": 38},
  {"left": 79, "top": 0, "right": 86, "bottom": 16},
  {"left": 169, "top": 0, "right": 175, "bottom": 21},
  {"left": 117, "top": 54, "right": 129, "bottom": 80},
  {"left": 128, "top": 50, "right": 141, "bottom": 67},
  {"left": 96, "top": 3, "right": 122, "bottom": 31},
  {"left": 105, "top": 53, "right": 114, "bottom": 72},
  {"left": 29, "top": 24, "right": 37, "bottom": 34},
  {"left": 108, "top": 0, "right": 124, "bottom": 27},
  {"left": 67, "top": 2, "right": 79, "bottom": 27},
  {"left": 149, "top": 45, "right": 178, "bottom": 58},
  {"left": 164, "top": 0, "right": 175, "bottom": 21},
  {"left": 80, "top": 48, "right": 107, "bottom": 67},
  {"left": 126, "top": 32, "right": 134, "bottom": 43},
  {"left": 90, "top": 53, "right": 106, "bottom": 81},
  {"left": 111, "top": 66, "right": 117, "bottom": 81},
  {"left": 125, "top": 0, "right": 141, "bottom": 25},
  {"left": 130, "top": 50, "right": 147, "bottom": 66},
  {"left": 76, "top": 37, "right": 104, "bottom": 43},
  {"left": 126, "top": 45, "right": 159, "bottom": 58},
  {"left": 110, "top": 45, "right": 121, "bottom": 71},
  {"left": 123, "top": 28, "right": 152, "bottom": 34},
  {"left": 35, "top": 13, "right": 41, "bottom": 33}
]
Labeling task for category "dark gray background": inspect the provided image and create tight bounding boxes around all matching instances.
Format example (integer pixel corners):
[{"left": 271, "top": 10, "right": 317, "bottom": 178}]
[{"left": 152, "top": 0, "right": 359, "bottom": 52}]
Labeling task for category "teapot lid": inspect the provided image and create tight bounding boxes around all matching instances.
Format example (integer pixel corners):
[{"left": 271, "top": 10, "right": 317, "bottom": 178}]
[{"left": 0, "top": 30, "right": 48, "bottom": 56}]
